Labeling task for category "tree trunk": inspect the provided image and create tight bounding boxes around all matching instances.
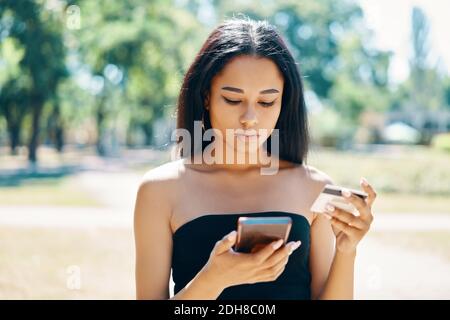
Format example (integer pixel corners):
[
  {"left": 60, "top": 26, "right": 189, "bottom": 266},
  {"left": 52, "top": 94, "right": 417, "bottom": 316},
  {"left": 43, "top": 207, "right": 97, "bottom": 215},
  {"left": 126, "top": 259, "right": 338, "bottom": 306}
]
[
  {"left": 28, "top": 101, "right": 43, "bottom": 163},
  {"left": 55, "top": 125, "right": 64, "bottom": 153},
  {"left": 142, "top": 123, "right": 153, "bottom": 146},
  {"left": 2, "top": 104, "right": 22, "bottom": 155},
  {"left": 96, "top": 98, "right": 107, "bottom": 156},
  {"left": 52, "top": 102, "right": 64, "bottom": 153},
  {"left": 8, "top": 122, "right": 20, "bottom": 156},
  {"left": 125, "top": 122, "right": 136, "bottom": 147}
]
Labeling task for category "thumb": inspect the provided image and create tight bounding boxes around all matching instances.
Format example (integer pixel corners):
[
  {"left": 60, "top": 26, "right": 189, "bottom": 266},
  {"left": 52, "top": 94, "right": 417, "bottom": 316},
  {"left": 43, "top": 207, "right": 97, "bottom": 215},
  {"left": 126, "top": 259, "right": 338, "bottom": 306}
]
[{"left": 212, "top": 230, "right": 237, "bottom": 255}]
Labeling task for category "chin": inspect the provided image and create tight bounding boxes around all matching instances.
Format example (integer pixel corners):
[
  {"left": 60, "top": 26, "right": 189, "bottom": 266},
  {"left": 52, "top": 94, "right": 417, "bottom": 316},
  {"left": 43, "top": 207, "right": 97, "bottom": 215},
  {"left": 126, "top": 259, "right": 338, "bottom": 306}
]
[{"left": 234, "top": 144, "right": 263, "bottom": 154}]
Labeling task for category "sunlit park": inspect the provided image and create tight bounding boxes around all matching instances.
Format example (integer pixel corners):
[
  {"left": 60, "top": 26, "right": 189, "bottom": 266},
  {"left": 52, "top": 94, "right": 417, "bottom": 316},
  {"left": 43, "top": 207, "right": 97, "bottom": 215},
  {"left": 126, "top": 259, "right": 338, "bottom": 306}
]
[{"left": 1, "top": 0, "right": 450, "bottom": 300}]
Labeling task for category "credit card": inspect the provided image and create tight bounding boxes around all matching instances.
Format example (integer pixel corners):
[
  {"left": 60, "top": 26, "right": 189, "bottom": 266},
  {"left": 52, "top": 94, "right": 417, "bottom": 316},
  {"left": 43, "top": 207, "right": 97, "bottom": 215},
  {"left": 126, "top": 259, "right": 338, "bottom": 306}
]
[{"left": 310, "top": 184, "right": 368, "bottom": 215}]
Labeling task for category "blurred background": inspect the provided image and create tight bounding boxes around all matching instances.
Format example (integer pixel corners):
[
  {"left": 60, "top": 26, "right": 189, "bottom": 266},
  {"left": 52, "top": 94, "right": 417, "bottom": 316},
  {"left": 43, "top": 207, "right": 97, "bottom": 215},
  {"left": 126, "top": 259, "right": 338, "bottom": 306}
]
[{"left": 0, "top": 0, "right": 449, "bottom": 299}]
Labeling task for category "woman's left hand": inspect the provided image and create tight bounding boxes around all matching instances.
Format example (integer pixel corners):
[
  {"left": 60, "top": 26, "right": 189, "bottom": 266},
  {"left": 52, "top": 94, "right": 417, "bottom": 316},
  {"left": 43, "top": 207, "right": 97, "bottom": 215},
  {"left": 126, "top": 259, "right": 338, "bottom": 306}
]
[{"left": 324, "top": 177, "right": 377, "bottom": 254}]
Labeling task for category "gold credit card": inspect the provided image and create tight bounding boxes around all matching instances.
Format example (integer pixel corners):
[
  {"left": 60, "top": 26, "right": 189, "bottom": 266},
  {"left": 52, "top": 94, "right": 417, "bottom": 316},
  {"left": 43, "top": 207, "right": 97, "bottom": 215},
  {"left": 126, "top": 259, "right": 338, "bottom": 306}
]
[{"left": 310, "top": 184, "right": 368, "bottom": 215}]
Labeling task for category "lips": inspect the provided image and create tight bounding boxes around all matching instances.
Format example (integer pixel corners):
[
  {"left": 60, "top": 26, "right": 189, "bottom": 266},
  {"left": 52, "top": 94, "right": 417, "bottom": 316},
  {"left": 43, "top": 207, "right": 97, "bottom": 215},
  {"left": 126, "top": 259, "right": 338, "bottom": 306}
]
[
  {"left": 234, "top": 131, "right": 259, "bottom": 143},
  {"left": 234, "top": 130, "right": 259, "bottom": 137},
  {"left": 235, "top": 133, "right": 259, "bottom": 137}
]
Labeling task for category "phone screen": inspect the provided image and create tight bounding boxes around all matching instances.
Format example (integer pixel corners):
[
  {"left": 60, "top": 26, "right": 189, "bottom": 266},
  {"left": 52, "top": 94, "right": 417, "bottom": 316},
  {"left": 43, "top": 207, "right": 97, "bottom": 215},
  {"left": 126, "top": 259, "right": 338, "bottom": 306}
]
[{"left": 235, "top": 216, "right": 292, "bottom": 253}]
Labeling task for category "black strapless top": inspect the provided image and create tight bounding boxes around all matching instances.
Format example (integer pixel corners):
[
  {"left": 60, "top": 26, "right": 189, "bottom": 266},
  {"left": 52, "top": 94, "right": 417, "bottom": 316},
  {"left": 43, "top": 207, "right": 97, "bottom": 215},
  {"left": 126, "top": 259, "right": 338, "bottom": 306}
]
[{"left": 171, "top": 211, "right": 311, "bottom": 300}]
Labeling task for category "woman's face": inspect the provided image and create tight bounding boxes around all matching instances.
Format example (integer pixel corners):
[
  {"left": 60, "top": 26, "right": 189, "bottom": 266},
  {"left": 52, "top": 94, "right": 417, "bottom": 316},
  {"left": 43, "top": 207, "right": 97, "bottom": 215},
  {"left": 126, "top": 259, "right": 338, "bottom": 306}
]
[{"left": 206, "top": 55, "right": 284, "bottom": 155}]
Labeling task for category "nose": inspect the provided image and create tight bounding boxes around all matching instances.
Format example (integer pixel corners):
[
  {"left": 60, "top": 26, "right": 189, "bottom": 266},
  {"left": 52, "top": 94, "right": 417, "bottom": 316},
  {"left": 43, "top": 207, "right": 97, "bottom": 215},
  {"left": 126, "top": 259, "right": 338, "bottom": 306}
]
[{"left": 239, "top": 105, "right": 258, "bottom": 128}]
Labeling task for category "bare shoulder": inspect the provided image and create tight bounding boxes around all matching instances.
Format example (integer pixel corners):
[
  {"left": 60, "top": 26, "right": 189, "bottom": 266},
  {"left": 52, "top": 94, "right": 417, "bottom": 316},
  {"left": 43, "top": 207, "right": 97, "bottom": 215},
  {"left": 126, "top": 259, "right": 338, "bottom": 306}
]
[
  {"left": 135, "top": 158, "right": 185, "bottom": 217},
  {"left": 141, "top": 158, "right": 185, "bottom": 184},
  {"left": 301, "top": 164, "right": 335, "bottom": 186},
  {"left": 280, "top": 161, "right": 335, "bottom": 191}
]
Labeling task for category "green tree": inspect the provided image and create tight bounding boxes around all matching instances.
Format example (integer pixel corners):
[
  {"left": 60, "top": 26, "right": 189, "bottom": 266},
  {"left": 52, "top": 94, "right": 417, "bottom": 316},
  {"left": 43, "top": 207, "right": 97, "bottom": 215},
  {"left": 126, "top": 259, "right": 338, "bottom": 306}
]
[
  {"left": 74, "top": 0, "right": 200, "bottom": 154},
  {"left": 0, "top": 36, "right": 27, "bottom": 154},
  {"left": 390, "top": 6, "right": 446, "bottom": 119},
  {"left": 0, "top": 0, "right": 67, "bottom": 163}
]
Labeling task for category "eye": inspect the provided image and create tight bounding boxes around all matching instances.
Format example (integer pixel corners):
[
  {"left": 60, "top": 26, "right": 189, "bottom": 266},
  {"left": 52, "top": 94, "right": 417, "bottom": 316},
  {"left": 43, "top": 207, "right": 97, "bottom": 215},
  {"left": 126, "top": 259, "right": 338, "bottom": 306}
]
[
  {"left": 223, "top": 96, "right": 276, "bottom": 107},
  {"left": 222, "top": 97, "right": 241, "bottom": 105},
  {"left": 259, "top": 101, "right": 275, "bottom": 107}
]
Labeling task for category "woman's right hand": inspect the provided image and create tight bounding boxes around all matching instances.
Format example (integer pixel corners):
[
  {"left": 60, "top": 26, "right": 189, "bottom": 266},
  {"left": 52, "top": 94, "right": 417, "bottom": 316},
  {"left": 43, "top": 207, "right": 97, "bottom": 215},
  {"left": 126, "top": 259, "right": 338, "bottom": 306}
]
[{"left": 200, "top": 230, "right": 301, "bottom": 291}]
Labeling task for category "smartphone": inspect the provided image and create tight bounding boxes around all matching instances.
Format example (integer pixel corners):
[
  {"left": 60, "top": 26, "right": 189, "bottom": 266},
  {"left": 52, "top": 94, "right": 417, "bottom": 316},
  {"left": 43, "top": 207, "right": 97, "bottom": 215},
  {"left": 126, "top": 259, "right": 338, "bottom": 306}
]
[
  {"left": 234, "top": 216, "right": 293, "bottom": 253},
  {"left": 310, "top": 184, "right": 368, "bottom": 215}
]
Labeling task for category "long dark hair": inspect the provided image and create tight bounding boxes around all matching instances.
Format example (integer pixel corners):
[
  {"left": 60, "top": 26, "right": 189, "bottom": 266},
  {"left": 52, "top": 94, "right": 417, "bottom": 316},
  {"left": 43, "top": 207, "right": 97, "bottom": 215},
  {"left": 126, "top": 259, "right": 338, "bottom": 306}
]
[{"left": 176, "top": 16, "right": 309, "bottom": 165}]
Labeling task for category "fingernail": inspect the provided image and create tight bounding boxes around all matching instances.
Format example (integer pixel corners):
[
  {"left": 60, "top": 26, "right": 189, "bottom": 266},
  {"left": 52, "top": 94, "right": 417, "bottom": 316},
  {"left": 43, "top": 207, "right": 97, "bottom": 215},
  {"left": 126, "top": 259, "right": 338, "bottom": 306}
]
[
  {"left": 326, "top": 204, "right": 335, "bottom": 212},
  {"left": 226, "top": 231, "right": 237, "bottom": 241},
  {"left": 342, "top": 189, "right": 351, "bottom": 198},
  {"left": 361, "top": 177, "right": 369, "bottom": 186},
  {"left": 272, "top": 239, "right": 283, "bottom": 250},
  {"left": 289, "top": 241, "right": 301, "bottom": 254},
  {"left": 323, "top": 213, "right": 332, "bottom": 220}
]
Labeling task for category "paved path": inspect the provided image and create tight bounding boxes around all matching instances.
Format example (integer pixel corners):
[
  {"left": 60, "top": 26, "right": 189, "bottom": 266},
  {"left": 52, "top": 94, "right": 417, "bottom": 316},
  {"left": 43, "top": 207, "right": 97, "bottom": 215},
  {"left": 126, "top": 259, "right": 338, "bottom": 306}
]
[
  {"left": 0, "top": 206, "right": 130, "bottom": 228},
  {"left": 1, "top": 205, "right": 450, "bottom": 231},
  {"left": 355, "top": 234, "right": 450, "bottom": 299}
]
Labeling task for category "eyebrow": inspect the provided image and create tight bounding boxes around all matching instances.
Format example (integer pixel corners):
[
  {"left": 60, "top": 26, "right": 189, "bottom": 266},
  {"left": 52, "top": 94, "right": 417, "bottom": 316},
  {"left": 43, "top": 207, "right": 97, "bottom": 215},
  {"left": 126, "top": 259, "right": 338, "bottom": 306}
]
[{"left": 221, "top": 86, "right": 279, "bottom": 94}]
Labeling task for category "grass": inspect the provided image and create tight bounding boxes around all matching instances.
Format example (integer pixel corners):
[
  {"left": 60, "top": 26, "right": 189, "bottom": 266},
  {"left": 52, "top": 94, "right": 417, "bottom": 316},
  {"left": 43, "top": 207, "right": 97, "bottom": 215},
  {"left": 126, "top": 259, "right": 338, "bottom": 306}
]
[
  {"left": 370, "top": 230, "right": 450, "bottom": 261},
  {"left": 308, "top": 146, "right": 450, "bottom": 196},
  {"left": 0, "top": 226, "right": 135, "bottom": 299},
  {"left": 306, "top": 146, "right": 450, "bottom": 214},
  {"left": 372, "top": 193, "right": 450, "bottom": 214},
  {"left": 0, "top": 178, "right": 100, "bottom": 207}
]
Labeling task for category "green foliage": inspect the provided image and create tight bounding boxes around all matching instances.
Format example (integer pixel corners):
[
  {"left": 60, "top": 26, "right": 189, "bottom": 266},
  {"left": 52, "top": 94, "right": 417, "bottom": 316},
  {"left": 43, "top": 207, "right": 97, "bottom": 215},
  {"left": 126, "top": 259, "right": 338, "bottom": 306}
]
[
  {"left": 309, "top": 106, "right": 354, "bottom": 147},
  {"left": 0, "top": 0, "right": 67, "bottom": 161},
  {"left": 431, "top": 133, "right": 450, "bottom": 152},
  {"left": 73, "top": 0, "right": 201, "bottom": 149},
  {"left": 1, "top": 0, "right": 449, "bottom": 162}
]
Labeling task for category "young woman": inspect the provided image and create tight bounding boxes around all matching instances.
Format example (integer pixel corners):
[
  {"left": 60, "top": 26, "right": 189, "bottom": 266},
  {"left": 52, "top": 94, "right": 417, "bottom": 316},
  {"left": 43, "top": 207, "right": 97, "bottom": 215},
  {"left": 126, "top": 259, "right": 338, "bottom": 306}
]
[{"left": 134, "top": 17, "right": 377, "bottom": 300}]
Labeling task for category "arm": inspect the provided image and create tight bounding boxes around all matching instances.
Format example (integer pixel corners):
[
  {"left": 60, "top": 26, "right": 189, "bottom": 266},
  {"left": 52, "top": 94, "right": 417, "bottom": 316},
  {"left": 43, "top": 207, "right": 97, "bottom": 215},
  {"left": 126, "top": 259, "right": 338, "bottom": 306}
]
[
  {"left": 320, "top": 248, "right": 356, "bottom": 299},
  {"left": 309, "top": 177, "right": 376, "bottom": 300},
  {"left": 309, "top": 213, "right": 356, "bottom": 300},
  {"left": 170, "top": 269, "right": 225, "bottom": 300},
  {"left": 134, "top": 177, "right": 172, "bottom": 299},
  {"left": 133, "top": 174, "right": 224, "bottom": 300}
]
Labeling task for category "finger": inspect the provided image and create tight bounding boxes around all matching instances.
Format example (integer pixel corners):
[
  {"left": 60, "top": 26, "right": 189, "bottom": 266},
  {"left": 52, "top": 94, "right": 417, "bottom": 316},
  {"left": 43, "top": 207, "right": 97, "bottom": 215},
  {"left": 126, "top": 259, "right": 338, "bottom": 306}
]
[
  {"left": 251, "top": 239, "right": 284, "bottom": 264},
  {"left": 330, "top": 217, "right": 360, "bottom": 237},
  {"left": 213, "top": 230, "right": 237, "bottom": 255},
  {"left": 326, "top": 205, "right": 367, "bottom": 230},
  {"left": 360, "top": 177, "right": 377, "bottom": 208},
  {"left": 263, "top": 241, "right": 300, "bottom": 268},
  {"left": 341, "top": 188, "right": 371, "bottom": 219},
  {"left": 323, "top": 213, "right": 341, "bottom": 235}
]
